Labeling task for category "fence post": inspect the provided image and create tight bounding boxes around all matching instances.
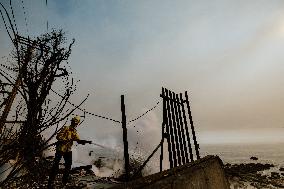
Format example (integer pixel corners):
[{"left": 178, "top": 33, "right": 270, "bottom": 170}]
[
  {"left": 121, "top": 95, "right": 129, "bottom": 181},
  {"left": 160, "top": 87, "right": 167, "bottom": 172}
]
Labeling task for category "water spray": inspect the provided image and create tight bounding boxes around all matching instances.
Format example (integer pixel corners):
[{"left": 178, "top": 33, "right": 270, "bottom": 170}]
[{"left": 77, "top": 140, "right": 121, "bottom": 153}]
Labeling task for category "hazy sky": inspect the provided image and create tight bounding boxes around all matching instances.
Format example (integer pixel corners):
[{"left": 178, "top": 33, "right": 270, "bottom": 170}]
[{"left": 1, "top": 0, "right": 284, "bottom": 145}]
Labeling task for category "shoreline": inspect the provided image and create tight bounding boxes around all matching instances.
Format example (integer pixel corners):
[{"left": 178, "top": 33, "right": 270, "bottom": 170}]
[{"left": 225, "top": 162, "right": 284, "bottom": 189}]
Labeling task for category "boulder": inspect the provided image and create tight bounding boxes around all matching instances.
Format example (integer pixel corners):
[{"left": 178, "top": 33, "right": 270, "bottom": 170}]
[
  {"left": 250, "top": 156, "right": 258, "bottom": 161},
  {"left": 271, "top": 172, "right": 280, "bottom": 179}
]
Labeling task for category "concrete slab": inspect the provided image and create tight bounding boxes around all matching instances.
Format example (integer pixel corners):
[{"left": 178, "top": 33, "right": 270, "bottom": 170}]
[{"left": 110, "top": 155, "right": 229, "bottom": 189}]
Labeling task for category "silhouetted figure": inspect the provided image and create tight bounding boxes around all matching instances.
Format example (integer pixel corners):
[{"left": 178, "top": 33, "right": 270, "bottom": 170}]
[{"left": 48, "top": 116, "right": 83, "bottom": 188}]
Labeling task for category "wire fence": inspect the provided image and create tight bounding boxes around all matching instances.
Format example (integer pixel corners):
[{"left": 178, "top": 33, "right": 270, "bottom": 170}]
[
  {"left": 51, "top": 88, "right": 161, "bottom": 126},
  {"left": 127, "top": 101, "right": 160, "bottom": 125},
  {"left": 0, "top": 63, "right": 18, "bottom": 72}
]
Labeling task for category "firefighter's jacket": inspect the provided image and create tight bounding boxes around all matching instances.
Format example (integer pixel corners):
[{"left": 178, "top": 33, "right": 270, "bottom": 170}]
[{"left": 56, "top": 126, "right": 80, "bottom": 152}]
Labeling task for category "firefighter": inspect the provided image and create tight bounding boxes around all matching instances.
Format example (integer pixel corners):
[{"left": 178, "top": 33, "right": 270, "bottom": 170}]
[{"left": 48, "top": 116, "right": 87, "bottom": 188}]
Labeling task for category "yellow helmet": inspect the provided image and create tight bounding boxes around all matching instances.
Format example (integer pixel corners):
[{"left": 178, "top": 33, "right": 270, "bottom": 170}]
[{"left": 71, "top": 116, "right": 80, "bottom": 124}]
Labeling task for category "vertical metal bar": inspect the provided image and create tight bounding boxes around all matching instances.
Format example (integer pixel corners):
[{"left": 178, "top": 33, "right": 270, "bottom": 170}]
[
  {"left": 165, "top": 88, "right": 176, "bottom": 168},
  {"left": 184, "top": 91, "right": 200, "bottom": 159},
  {"left": 168, "top": 90, "right": 181, "bottom": 166},
  {"left": 180, "top": 93, "right": 193, "bottom": 162},
  {"left": 175, "top": 94, "right": 186, "bottom": 165},
  {"left": 121, "top": 95, "right": 129, "bottom": 181},
  {"left": 164, "top": 89, "right": 173, "bottom": 169},
  {"left": 160, "top": 88, "right": 165, "bottom": 172},
  {"left": 172, "top": 92, "right": 184, "bottom": 165},
  {"left": 160, "top": 124, "right": 165, "bottom": 172}
]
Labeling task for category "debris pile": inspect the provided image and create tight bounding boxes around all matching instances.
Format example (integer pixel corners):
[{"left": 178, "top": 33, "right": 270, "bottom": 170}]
[{"left": 3, "top": 157, "right": 123, "bottom": 189}]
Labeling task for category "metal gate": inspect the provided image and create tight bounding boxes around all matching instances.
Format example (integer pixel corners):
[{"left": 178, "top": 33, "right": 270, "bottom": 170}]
[{"left": 160, "top": 87, "right": 200, "bottom": 170}]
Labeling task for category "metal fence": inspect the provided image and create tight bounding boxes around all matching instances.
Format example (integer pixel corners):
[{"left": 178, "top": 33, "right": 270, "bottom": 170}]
[{"left": 160, "top": 87, "right": 200, "bottom": 170}]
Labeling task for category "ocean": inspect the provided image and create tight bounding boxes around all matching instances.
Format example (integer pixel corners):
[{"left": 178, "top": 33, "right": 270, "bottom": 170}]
[
  {"left": 200, "top": 142, "right": 284, "bottom": 175},
  {"left": 200, "top": 143, "right": 284, "bottom": 165}
]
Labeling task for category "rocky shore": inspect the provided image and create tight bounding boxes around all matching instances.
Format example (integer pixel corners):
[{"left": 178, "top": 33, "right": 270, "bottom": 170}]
[{"left": 225, "top": 162, "right": 284, "bottom": 188}]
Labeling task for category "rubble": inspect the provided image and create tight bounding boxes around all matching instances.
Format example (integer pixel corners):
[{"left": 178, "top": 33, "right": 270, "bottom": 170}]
[{"left": 3, "top": 157, "right": 123, "bottom": 189}]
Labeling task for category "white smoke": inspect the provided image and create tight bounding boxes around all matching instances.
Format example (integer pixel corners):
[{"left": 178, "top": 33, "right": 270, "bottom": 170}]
[
  {"left": 67, "top": 109, "right": 163, "bottom": 177},
  {"left": 72, "top": 144, "right": 124, "bottom": 177},
  {"left": 127, "top": 110, "right": 162, "bottom": 174},
  {"left": 41, "top": 109, "right": 164, "bottom": 177}
]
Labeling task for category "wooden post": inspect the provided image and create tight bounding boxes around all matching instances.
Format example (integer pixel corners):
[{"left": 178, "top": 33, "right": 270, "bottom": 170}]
[
  {"left": 0, "top": 36, "right": 43, "bottom": 133},
  {"left": 0, "top": 75, "right": 21, "bottom": 133},
  {"left": 121, "top": 95, "right": 129, "bottom": 181},
  {"left": 184, "top": 91, "right": 200, "bottom": 159},
  {"left": 0, "top": 44, "right": 30, "bottom": 133}
]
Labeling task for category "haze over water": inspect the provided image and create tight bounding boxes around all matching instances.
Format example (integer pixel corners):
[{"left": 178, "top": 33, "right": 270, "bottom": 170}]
[{"left": 201, "top": 143, "right": 284, "bottom": 165}]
